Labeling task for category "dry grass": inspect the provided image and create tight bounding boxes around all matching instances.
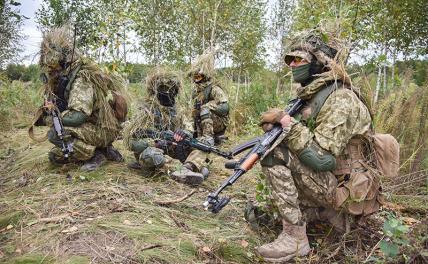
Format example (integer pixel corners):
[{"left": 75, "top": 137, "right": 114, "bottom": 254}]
[{"left": 0, "top": 80, "right": 426, "bottom": 263}]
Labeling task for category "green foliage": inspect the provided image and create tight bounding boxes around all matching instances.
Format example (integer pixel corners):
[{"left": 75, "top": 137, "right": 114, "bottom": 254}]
[
  {"left": 0, "top": 80, "right": 41, "bottom": 131},
  {"left": 379, "top": 214, "right": 410, "bottom": 259},
  {"left": 4, "top": 64, "right": 40, "bottom": 82},
  {"left": 0, "top": 0, "right": 25, "bottom": 69}
]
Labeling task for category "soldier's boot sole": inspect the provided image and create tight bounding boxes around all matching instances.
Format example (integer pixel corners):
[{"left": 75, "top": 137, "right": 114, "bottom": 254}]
[
  {"left": 171, "top": 171, "right": 204, "bottom": 185},
  {"left": 127, "top": 161, "right": 142, "bottom": 170}
]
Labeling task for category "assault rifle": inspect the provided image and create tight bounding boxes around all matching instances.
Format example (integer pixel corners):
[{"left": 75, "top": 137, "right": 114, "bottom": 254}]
[
  {"left": 135, "top": 129, "right": 233, "bottom": 160},
  {"left": 203, "top": 99, "right": 304, "bottom": 213},
  {"left": 46, "top": 102, "right": 74, "bottom": 158}
]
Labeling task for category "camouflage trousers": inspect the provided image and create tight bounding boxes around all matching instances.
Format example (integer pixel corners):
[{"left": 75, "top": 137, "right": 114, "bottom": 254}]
[
  {"left": 48, "top": 122, "right": 119, "bottom": 161},
  {"left": 139, "top": 146, "right": 209, "bottom": 174},
  {"left": 261, "top": 144, "right": 337, "bottom": 225},
  {"left": 198, "top": 107, "right": 228, "bottom": 139},
  {"left": 138, "top": 147, "right": 183, "bottom": 174}
]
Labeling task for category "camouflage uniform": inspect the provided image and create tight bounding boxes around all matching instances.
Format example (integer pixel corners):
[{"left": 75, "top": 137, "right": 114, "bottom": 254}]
[
  {"left": 32, "top": 26, "right": 125, "bottom": 168},
  {"left": 48, "top": 76, "right": 121, "bottom": 161},
  {"left": 261, "top": 77, "right": 373, "bottom": 225},
  {"left": 256, "top": 28, "right": 382, "bottom": 262},
  {"left": 123, "top": 68, "right": 198, "bottom": 177},
  {"left": 175, "top": 49, "right": 229, "bottom": 177},
  {"left": 124, "top": 100, "right": 194, "bottom": 175}
]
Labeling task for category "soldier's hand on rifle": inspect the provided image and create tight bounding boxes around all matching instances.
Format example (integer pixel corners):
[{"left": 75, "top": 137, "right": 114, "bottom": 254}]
[
  {"left": 173, "top": 129, "right": 190, "bottom": 142},
  {"left": 43, "top": 100, "right": 55, "bottom": 111},
  {"left": 259, "top": 108, "right": 286, "bottom": 132},
  {"left": 279, "top": 114, "right": 292, "bottom": 129}
]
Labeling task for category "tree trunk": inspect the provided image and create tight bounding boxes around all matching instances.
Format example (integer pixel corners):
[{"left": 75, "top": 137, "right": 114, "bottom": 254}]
[{"left": 374, "top": 64, "right": 382, "bottom": 105}]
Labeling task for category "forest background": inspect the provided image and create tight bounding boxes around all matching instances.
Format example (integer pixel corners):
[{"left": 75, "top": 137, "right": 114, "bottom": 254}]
[{"left": 0, "top": 0, "right": 427, "bottom": 263}]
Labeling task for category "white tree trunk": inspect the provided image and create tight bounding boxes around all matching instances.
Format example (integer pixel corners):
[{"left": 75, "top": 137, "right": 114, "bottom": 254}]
[{"left": 374, "top": 64, "right": 382, "bottom": 105}]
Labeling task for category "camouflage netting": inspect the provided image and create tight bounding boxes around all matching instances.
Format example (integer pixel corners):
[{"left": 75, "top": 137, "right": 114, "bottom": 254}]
[
  {"left": 284, "top": 20, "right": 352, "bottom": 85},
  {"left": 145, "top": 66, "right": 181, "bottom": 96},
  {"left": 38, "top": 25, "right": 129, "bottom": 132},
  {"left": 39, "top": 25, "right": 81, "bottom": 70},
  {"left": 122, "top": 67, "right": 183, "bottom": 148},
  {"left": 188, "top": 48, "right": 217, "bottom": 79}
]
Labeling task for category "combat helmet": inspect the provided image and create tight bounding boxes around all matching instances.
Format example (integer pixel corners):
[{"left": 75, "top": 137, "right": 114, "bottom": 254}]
[
  {"left": 283, "top": 22, "right": 349, "bottom": 70},
  {"left": 145, "top": 67, "right": 181, "bottom": 96},
  {"left": 39, "top": 25, "right": 80, "bottom": 71},
  {"left": 188, "top": 48, "right": 216, "bottom": 83}
]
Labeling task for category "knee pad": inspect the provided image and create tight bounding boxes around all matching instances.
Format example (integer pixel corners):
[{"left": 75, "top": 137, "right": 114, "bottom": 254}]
[
  {"left": 141, "top": 147, "right": 166, "bottom": 167},
  {"left": 200, "top": 107, "right": 211, "bottom": 121},
  {"left": 47, "top": 128, "right": 63, "bottom": 148}
]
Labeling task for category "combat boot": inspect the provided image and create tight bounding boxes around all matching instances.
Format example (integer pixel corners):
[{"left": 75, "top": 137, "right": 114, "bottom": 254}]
[
  {"left": 256, "top": 220, "right": 310, "bottom": 263},
  {"left": 81, "top": 149, "right": 107, "bottom": 171},
  {"left": 171, "top": 163, "right": 205, "bottom": 185},
  {"left": 127, "top": 152, "right": 142, "bottom": 170},
  {"left": 102, "top": 145, "right": 124, "bottom": 162}
]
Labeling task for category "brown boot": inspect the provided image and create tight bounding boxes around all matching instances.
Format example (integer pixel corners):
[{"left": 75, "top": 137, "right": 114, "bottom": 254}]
[
  {"left": 171, "top": 163, "right": 205, "bottom": 185},
  {"left": 256, "top": 220, "right": 310, "bottom": 262}
]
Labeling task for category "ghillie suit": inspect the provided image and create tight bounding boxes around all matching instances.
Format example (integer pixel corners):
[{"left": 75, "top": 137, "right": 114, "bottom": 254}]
[
  {"left": 29, "top": 26, "right": 128, "bottom": 170},
  {"left": 255, "top": 22, "right": 394, "bottom": 262},
  {"left": 170, "top": 49, "right": 230, "bottom": 183},
  {"left": 123, "top": 67, "right": 207, "bottom": 184}
]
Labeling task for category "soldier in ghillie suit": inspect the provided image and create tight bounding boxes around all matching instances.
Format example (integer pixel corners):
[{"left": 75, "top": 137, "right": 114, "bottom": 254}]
[
  {"left": 30, "top": 26, "right": 127, "bottom": 171},
  {"left": 123, "top": 67, "right": 209, "bottom": 184},
  {"left": 255, "top": 26, "right": 383, "bottom": 262},
  {"left": 171, "top": 49, "right": 229, "bottom": 182}
]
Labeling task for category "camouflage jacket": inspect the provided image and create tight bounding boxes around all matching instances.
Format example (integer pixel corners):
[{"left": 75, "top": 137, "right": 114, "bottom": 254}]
[
  {"left": 287, "top": 72, "right": 372, "bottom": 157},
  {"left": 192, "top": 81, "right": 228, "bottom": 122}
]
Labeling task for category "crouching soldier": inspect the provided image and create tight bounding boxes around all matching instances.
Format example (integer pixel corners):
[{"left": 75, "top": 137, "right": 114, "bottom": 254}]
[
  {"left": 30, "top": 26, "right": 127, "bottom": 171},
  {"left": 124, "top": 67, "right": 209, "bottom": 185},
  {"left": 171, "top": 49, "right": 229, "bottom": 182},
  {"left": 255, "top": 28, "right": 384, "bottom": 262}
]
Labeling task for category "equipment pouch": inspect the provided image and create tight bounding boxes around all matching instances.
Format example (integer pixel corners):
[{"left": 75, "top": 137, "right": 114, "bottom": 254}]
[
  {"left": 109, "top": 91, "right": 128, "bottom": 122},
  {"left": 371, "top": 133, "right": 399, "bottom": 178},
  {"left": 333, "top": 169, "right": 382, "bottom": 216}
]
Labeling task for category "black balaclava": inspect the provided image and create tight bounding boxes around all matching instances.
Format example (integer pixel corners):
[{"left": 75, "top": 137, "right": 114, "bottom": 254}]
[{"left": 157, "top": 89, "right": 177, "bottom": 107}]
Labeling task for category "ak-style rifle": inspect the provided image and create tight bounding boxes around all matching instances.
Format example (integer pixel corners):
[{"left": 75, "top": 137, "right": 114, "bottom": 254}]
[{"left": 203, "top": 99, "right": 304, "bottom": 213}]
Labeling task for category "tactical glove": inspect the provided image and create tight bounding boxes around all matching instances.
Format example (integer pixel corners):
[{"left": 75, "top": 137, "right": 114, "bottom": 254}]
[
  {"left": 174, "top": 129, "right": 192, "bottom": 141},
  {"left": 259, "top": 108, "right": 285, "bottom": 132}
]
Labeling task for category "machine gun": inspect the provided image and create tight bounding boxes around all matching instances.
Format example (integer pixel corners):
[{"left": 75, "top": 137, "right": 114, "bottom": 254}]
[{"left": 203, "top": 99, "right": 304, "bottom": 213}]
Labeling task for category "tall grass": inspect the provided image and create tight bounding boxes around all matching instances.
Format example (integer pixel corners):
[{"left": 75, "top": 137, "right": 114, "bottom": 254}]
[{"left": 0, "top": 80, "right": 41, "bottom": 131}]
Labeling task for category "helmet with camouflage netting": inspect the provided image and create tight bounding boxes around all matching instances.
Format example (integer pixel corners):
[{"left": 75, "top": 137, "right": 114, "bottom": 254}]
[
  {"left": 188, "top": 48, "right": 216, "bottom": 82},
  {"left": 283, "top": 20, "right": 350, "bottom": 69},
  {"left": 145, "top": 66, "right": 181, "bottom": 97},
  {"left": 39, "top": 25, "right": 80, "bottom": 71}
]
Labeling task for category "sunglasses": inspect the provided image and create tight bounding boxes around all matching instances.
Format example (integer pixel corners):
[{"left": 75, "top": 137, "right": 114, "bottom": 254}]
[{"left": 292, "top": 57, "right": 305, "bottom": 63}]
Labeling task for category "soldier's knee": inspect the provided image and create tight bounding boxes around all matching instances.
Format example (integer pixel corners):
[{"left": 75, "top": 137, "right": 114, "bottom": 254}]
[
  {"left": 200, "top": 107, "right": 211, "bottom": 121},
  {"left": 140, "top": 147, "right": 165, "bottom": 168},
  {"left": 130, "top": 139, "right": 149, "bottom": 154},
  {"left": 47, "top": 128, "right": 62, "bottom": 147}
]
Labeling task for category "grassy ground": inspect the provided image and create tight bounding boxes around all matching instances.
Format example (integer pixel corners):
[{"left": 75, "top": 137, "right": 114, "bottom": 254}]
[{"left": 0, "top": 81, "right": 426, "bottom": 263}]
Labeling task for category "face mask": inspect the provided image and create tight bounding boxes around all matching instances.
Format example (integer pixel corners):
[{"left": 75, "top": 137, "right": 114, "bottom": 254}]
[
  {"left": 157, "top": 92, "right": 175, "bottom": 107},
  {"left": 292, "top": 63, "right": 312, "bottom": 83}
]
